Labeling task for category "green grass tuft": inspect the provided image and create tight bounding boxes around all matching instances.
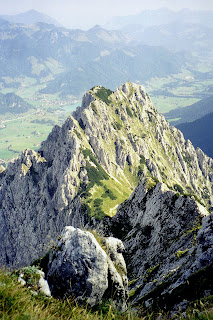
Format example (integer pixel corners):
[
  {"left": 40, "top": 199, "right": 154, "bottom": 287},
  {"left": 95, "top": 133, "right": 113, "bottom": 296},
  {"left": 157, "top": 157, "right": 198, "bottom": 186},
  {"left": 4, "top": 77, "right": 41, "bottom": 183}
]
[
  {"left": 173, "top": 183, "right": 184, "bottom": 194},
  {"left": 113, "top": 121, "right": 122, "bottom": 130},
  {"left": 0, "top": 268, "right": 145, "bottom": 320},
  {"left": 82, "top": 149, "right": 109, "bottom": 190},
  {"left": 176, "top": 249, "right": 189, "bottom": 259},
  {"left": 126, "top": 106, "right": 133, "bottom": 118},
  {"left": 94, "top": 87, "right": 113, "bottom": 105}
]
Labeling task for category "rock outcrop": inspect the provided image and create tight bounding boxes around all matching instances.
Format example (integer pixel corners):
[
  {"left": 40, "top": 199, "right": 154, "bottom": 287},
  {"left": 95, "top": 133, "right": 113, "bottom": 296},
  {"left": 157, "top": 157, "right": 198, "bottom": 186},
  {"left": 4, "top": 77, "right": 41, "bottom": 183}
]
[
  {"left": 111, "top": 178, "right": 213, "bottom": 309},
  {"left": 47, "top": 227, "right": 128, "bottom": 311},
  {"left": 18, "top": 266, "right": 51, "bottom": 297},
  {"left": 1, "top": 82, "right": 213, "bottom": 269}
]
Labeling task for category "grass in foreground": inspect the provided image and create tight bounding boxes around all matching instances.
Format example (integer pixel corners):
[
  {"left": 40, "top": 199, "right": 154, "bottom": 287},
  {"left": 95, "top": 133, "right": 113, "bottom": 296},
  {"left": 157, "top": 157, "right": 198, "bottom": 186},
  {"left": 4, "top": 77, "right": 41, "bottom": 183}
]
[
  {"left": 1, "top": 269, "right": 213, "bottom": 320},
  {"left": 0, "top": 269, "right": 141, "bottom": 320}
]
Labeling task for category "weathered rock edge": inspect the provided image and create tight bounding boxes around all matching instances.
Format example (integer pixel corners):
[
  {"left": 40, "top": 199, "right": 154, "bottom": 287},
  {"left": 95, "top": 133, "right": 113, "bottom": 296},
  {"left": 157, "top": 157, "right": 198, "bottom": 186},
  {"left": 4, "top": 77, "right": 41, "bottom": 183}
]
[
  {"left": 110, "top": 179, "right": 213, "bottom": 310},
  {"left": 47, "top": 226, "right": 128, "bottom": 312}
]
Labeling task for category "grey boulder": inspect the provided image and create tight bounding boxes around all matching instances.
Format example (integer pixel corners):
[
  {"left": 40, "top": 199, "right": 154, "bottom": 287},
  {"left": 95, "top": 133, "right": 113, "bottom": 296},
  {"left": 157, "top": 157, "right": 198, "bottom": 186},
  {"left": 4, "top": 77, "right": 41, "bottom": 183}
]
[{"left": 47, "top": 226, "right": 128, "bottom": 311}]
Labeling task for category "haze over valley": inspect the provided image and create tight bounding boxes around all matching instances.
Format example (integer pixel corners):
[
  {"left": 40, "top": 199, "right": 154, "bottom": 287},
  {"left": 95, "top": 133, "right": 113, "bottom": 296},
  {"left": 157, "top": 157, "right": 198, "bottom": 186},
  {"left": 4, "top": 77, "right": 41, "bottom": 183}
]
[{"left": 0, "top": 6, "right": 213, "bottom": 163}]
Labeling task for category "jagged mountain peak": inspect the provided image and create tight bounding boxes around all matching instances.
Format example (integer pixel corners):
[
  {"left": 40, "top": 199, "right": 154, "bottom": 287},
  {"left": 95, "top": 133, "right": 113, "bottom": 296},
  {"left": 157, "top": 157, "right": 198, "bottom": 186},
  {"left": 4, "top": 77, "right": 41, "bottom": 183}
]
[
  {"left": 1, "top": 82, "right": 213, "bottom": 311},
  {"left": 1, "top": 82, "right": 213, "bottom": 268},
  {"left": 72, "top": 82, "right": 213, "bottom": 204},
  {"left": 88, "top": 24, "right": 102, "bottom": 31},
  {"left": 74, "top": 82, "right": 151, "bottom": 120}
]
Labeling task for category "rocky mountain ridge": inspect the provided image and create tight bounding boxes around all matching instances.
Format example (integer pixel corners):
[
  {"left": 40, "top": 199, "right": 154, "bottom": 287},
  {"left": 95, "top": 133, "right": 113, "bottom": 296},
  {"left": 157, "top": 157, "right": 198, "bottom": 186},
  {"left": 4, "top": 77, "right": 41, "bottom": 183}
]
[
  {"left": 0, "top": 10, "right": 62, "bottom": 27},
  {"left": 0, "top": 21, "right": 185, "bottom": 98},
  {"left": 106, "top": 8, "right": 213, "bottom": 30},
  {"left": 110, "top": 179, "right": 213, "bottom": 310},
  {"left": 0, "top": 82, "right": 213, "bottom": 272}
]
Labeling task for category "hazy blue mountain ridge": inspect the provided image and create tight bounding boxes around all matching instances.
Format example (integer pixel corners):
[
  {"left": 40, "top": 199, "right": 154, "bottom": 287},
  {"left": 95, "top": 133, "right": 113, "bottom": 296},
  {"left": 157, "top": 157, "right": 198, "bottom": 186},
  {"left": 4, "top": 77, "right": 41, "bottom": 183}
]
[
  {"left": 165, "top": 96, "right": 213, "bottom": 125},
  {"left": 0, "top": 9, "right": 62, "bottom": 27},
  {"left": 40, "top": 44, "right": 185, "bottom": 97},
  {"left": 122, "top": 22, "right": 213, "bottom": 55},
  {"left": 105, "top": 8, "right": 213, "bottom": 30},
  {"left": 105, "top": 8, "right": 213, "bottom": 59},
  {"left": 177, "top": 112, "right": 213, "bottom": 159},
  {"left": 0, "top": 22, "right": 131, "bottom": 74},
  {"left": 0, "top": 21, "right": 186, "bottom": 97}
]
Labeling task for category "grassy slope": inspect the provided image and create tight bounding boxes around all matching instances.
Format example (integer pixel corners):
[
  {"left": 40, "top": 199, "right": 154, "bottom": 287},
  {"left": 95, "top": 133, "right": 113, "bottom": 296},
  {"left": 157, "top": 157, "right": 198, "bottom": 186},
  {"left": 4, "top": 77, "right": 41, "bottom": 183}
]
[
  {"left": 79, "top": 147, "right": 134, "bottom": 220},
  {"left": 0, "top": 269, "right": 213, "bottom": 320},
  {"left": 0, "top": 269, "right": 130, "bottom": 320}
]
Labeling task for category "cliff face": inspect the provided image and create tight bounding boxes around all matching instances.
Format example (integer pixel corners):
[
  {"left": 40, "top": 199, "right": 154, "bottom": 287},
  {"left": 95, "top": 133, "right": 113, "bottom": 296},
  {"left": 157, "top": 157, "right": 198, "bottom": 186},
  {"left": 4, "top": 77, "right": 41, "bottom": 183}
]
[
  {"left": 0, "top": 82, "right": 213, "bottom": 268},
  {"left": 111, "top": 179, "right": 213, "bottom": 309}
]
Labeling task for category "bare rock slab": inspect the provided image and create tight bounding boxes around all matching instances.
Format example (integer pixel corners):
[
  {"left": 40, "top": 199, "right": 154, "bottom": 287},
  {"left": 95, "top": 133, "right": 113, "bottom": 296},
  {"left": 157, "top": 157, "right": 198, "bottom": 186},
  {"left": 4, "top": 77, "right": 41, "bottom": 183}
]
[{"left": 47, "top": 227, "right": 128, "bottom": 311}]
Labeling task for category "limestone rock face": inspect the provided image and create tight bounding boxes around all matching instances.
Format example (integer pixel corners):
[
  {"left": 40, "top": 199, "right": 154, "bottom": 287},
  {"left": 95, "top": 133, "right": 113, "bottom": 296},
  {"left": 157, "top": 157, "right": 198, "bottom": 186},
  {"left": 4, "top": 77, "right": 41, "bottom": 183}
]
[
  {"left": 1, "top": 82, "right": 213, "bottom": 269},
  {"left": 47, "top": 227, "right": 128, "bottom": 311},
  {"left": 111, "top": 179, "right": 213, "bottom": 309},
  {"left": 0, "top": 140, "right": 86, "bottom": 268},
  {"left": 195, "top": 215, "right": 213, "bottom": 270}
]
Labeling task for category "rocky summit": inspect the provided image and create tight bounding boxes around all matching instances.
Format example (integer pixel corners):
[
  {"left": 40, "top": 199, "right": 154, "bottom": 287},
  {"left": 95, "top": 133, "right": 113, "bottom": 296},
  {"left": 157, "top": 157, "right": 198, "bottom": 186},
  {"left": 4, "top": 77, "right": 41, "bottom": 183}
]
[{"left": 0, "top": 82, "right": 213, "bottom": 310}]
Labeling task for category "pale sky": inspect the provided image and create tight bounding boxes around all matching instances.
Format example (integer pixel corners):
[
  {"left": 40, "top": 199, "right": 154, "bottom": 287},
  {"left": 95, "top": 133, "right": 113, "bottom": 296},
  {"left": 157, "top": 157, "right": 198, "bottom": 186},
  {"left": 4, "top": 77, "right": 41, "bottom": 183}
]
[{"left": 0, "top": 0, "right": 213, "bottom": 29}]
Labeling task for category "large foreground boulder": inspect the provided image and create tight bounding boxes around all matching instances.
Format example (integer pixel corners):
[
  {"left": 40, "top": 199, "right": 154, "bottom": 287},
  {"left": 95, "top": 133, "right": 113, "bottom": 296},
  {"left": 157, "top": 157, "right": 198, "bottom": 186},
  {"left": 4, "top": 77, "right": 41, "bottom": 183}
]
[{"left": 47, "top": 227, "right": 128, "bottom": 311}]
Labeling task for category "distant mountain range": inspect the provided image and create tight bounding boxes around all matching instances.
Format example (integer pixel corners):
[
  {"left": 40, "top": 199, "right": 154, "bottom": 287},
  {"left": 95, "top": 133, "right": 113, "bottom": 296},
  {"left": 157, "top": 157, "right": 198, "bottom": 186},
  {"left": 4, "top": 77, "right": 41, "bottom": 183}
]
[
  {"left": 122, "top": 21, "right": 213, "bottom": 54},
  {"left": 164, "top": 96, "right": 213, "bottom": 125},
  {"left": 105, "top": 8, "right": 213, "bottom": 56},
  {"left": 105, "top": 8, "right": 213, "bottom": 30},
  {"left": 0, "top": 8, "right": 212, "bottom": 104},
  {"left": 40, "top": 43, "right": 185, "bottom": 97},
  {"left": 0, "top": 21, "right": 186, "bottom": 98},
  {"left": 0, "top": 10, "right": 61, "bottom": 27},
  {"left": 0, "top": 22, "right": 130, "bottom": 78},
  {"left": 177, "top": 111, "right": 213, "bottom": 159}
]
